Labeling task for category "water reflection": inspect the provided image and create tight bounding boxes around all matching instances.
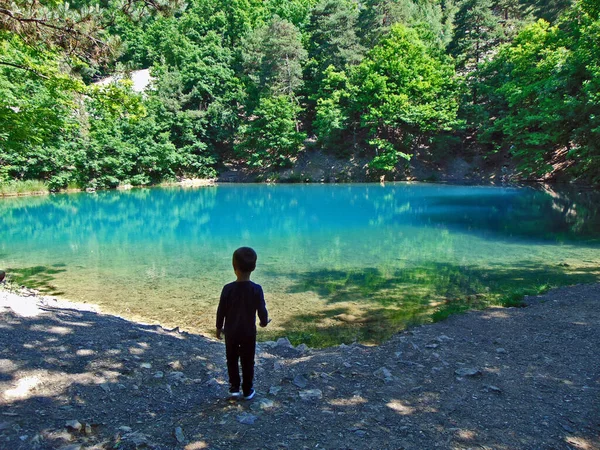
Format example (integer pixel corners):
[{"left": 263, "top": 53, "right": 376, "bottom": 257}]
[{"left": 0, "top": 183, "right": 598, "bottom": 345}]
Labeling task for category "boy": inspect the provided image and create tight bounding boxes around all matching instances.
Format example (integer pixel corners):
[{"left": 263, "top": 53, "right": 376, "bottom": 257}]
[{"left": 216, "top": 247, "right": 269, "bottom": 400}]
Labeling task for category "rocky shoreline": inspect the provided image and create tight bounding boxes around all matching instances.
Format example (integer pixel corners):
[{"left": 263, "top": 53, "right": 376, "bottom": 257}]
[{"left": 1, "top": 284, "right": 599, "bottom": 450}]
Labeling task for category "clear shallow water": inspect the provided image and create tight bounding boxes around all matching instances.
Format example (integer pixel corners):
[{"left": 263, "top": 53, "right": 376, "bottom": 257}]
[{"left": 1, "top": 183, "right": 599, "bottom": 345}]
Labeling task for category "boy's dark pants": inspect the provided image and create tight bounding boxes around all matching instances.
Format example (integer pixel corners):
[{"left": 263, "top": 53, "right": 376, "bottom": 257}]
[{"left": 224, "top": 333, "right": 256, "bottom": 395}]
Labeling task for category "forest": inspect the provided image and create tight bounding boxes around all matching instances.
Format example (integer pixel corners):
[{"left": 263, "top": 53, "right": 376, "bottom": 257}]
[{"left": 1, "top": 0, "right": 599, "bottom": 191}]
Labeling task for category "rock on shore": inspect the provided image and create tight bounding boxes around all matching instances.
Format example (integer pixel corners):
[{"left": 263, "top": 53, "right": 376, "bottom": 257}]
[{"left": 0, "top": 284, "right": 599, "bottom": 449}]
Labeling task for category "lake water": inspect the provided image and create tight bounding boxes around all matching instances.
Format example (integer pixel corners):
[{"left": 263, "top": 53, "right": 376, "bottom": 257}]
[{"left": 1, "top": 183, "right": 599, "bottom": 346}]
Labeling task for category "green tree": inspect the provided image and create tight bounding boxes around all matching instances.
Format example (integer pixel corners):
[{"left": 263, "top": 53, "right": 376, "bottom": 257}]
[
  {"left": 241, "top": 15, "right": 307, "bottom": 99},
  {"left": 0, "top": 32, "right": 83, "bottom": 184},
  {"left": 477, "top": 2, "right": 600, "bottom": 183},
  {"left": 235, "top": 95, "right": 306, "bottom": 168},
  {"left": 350, "top": 23, "right": 461, "bottom": 167},
  {"left": 313, "top": 66, "right": 352, "bottom": 148},
  {"left": 448, "top": 0, "right": 502, "bottom": 71}
]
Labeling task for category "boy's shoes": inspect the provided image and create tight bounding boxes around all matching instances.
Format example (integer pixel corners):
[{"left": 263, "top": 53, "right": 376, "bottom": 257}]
[
  {"left": 243, "top": 389, "right": 256, "bottom": 400},
  {"left": 228, "top": 389, "right": 241, "bottom": 399}
]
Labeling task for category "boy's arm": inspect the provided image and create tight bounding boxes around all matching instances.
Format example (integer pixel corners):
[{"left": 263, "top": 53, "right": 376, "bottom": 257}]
[
  {"left": 216, "top": 288, "right": 226, "bottom": 339},
  {"left": 257, "top": 287, "right": 269, "bottom": 327}
]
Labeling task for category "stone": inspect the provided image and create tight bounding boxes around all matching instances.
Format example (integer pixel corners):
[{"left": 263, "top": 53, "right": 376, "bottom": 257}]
[
  {"left": 118, "top": 426, "right": 132, "bottom": 433},
  {"left": 299, "top": 389, "right": 323, "bottom": 401},
  {"left": 495, "top": 348, "right": 507, "bottom": 354},
  {"left": 436, "top": 335, "right": 453, "bottom": 342},
  {"left": 276, "top": 337, "right": 293, "bottom": 348},
  {"left": 425, "top": 344, "right": 439, "bottom": 349},
  {"left": 99, "top": 383, "right": 111, "bottom": 392},
  {"left": 140, "top": 363, "right": 152, "bottom": 369},
  {"left": 122, "top": 431, "right": 154, "bottom": 448},
  {"left": 355, "top": 430, "right": 366, "bottom": 437},
  {"left": 257, "top": 399, "right": 275, "bottom": 410},
  {"left": 296, "top": 343, "right": 309, "bottom": 353},
  {"left": 168, "top": 360, "right": 184, "bottom": 370},
  {"left": 174, "top": 427, "right": 186, "bottom": 444},
  {"left": 455, "top": 368, "right": 482, "bottom": 378},
  {"left": 261, "top": 341, "right": 278, "bottom": 348},
  {"left": 65, "top": 420, "right": 82, "bottom": 432},
  {"left": 293, "top": 374, "right": 308, "bottom": 388},
  {"left": 269, "top": 386, "right": 282, "bottom": 395},
  {"left": 84, "top": 423, "right": 92, "bottom": 435},
  {"left": 153, "top": 371, "right": 164, "bottom": 379},
  {"left": 484, "top": 385, "right": 502, "bottom": 393},
  {"left": 237, "top": 413, "right": 258, "bottom": 425},
  {"left": 168, "top": 371, "right": 186, "bottom": 381},
  {"left": 373, "top": 367, "right": 393, "bottom": 382}
]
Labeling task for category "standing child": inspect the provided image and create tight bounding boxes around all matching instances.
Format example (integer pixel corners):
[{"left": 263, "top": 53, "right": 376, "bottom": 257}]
[{"left": 216, "top": 247, "right": 269, "bottom": 399}]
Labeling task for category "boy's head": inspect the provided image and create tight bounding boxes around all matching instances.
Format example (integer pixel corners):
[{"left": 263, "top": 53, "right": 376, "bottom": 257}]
[{"left": 232, "top": 247, "right": 257, "bottom": 274}]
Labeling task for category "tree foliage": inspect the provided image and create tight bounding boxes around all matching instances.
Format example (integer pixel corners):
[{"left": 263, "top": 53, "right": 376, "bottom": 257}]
[{"left": 1, "top": 0, "right": 595, "bottom": 188}]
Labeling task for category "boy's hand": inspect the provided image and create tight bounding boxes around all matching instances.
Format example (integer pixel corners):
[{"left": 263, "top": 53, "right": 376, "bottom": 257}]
[
  {"left": 216, "top": 328, "right": 223, "bottom": 340},
  {"left": 260, "top": 318, "right": 272, "bottom": 328}
]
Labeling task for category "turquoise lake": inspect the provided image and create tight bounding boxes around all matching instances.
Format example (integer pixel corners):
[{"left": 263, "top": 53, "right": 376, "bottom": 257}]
[{"left": 1, "top": 183, "right": 599, "bottom": 345}]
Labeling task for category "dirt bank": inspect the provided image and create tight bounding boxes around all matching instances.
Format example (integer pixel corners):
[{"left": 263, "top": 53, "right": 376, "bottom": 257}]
[{"left": 1, "top": 284, "right": 599, "bottom": 450}]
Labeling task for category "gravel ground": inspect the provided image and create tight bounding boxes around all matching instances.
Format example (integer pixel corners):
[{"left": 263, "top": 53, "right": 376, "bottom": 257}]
[{"left": 0, "top": 284, "right": 599, "bottom": 450}]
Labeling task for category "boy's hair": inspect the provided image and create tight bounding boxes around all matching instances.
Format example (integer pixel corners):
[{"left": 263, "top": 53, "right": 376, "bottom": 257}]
[{"left": 232, "top": 247, "right": 257, "bottom": 273}]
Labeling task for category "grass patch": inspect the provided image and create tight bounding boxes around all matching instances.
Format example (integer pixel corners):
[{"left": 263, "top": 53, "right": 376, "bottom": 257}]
[
  {"left": 0, "top": 180, "right": 48, "bottom": 196},
  {"left": 277, "top": 262, "right": 600, "bottom": 347}
]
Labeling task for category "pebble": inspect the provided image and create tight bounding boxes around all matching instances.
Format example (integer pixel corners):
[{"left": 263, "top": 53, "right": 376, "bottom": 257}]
[
  {"left": 257, "top": 398, "right": 275, "bottom": 410},
  {"left": 496, "top": 348, "right": 507, "bottom": 354},
  {"left": 168, "top": 371, "right": 186, "bottom": 381},
  {"left": 269, "top": 386, "right": 282, "bottom": 395},
  {"left": 154, "top": 371, "right": 164, "bottom": 378},
  {"left": 174, "top": 426, "right": 186, "bottom": 443},
  {"left": 100, "top": 383, "right": 111, "bottom": 392},
  {"left": 276, "top": 337, "right": 293, "bottom": 348},
  {"left": 455, "top": 367, "right": 482, "bottom": 377},
  {"left": 293, "top": 374, "right": 308, "bottom": 388},
  {"left": 296, "top": 343, "right": 309, "bottom": 353},
  {"left": 59, "top": 445, "right": 82, "bottom": 450},
  {"left": 237, "top": 413, "right": 258, "bottom": 425},
  {"left": 140, "top": 363, "right": 152, "bottom": 369},
  {"left": 484, "top": 384, "right": 502, "bottom": 393},
  {"left": 299, "top": 389, "right": 323, "bottom": 400},
  {"left": 65, "top": 420, "right": 82, "bottom": 432},
  {"left": 373, "top": 367, "right": 393, "bottom": 382}
]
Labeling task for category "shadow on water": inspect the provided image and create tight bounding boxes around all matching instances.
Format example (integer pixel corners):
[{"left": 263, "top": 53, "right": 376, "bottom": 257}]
[
  {"left": 277, "top": 261, "right": 600, "bottom": 347},
  {"left": 6, "top": 265, "right": 67, "bottom": 295}
]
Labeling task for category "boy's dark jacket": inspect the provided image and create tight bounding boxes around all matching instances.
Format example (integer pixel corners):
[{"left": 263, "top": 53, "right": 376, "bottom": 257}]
[{"left": 216, "top": 280, "right": 269, "bottom": 337}]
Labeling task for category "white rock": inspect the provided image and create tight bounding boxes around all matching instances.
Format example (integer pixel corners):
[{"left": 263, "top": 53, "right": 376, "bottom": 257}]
[
  {"left": 237, "top": 413, "right": 258, "bottom": 425},
  {"left": 299, "top": 389, "right": 323, "bottom": 400},
  {"left": 65, "top": 420, "right": 82, "bottom": 431}
]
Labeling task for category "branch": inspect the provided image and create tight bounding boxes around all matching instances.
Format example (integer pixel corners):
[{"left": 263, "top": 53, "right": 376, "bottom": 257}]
[
  {"left": 0, "top": 60, "right": 49, "bottom": 79},
  {"left": 0, "top": 7, "right": 108, "bottom": 46}
]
